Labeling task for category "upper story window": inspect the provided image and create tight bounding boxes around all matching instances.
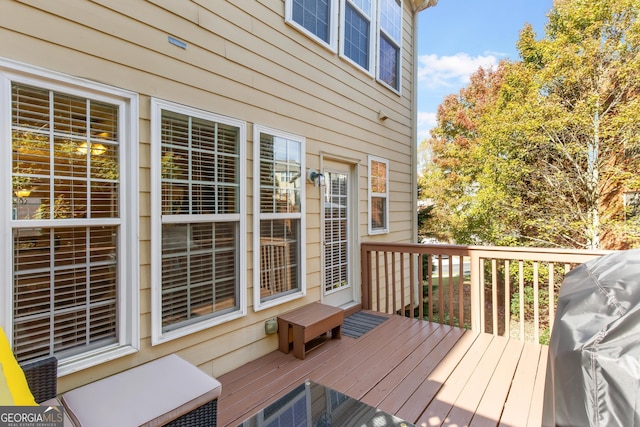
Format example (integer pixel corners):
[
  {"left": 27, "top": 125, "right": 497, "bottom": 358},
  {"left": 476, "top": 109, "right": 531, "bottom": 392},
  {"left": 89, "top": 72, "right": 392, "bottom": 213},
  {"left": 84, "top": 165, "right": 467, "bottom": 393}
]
[
  {"left": 378, "top": 0, "right": 402, "bottom": 91},
  {"left": 341, "top": 0, "right": 374, "bottom": 72},
  {"left": 286, "top": 0, "right": 403, "bottom": 93},
  {"left": 150, "top": 99, "right": 246, "bottom": 344},
  {"left": 253, "top": 126, "right": 306, "bottom": 310},
  {"left": 368, "top": 155, "right": 389, "bottom": 234},
  {"left": 1, "top": 59, "right": 139, "bottom": 374},
  {"left": 286, "top": 0, "right": 338, "bottom": 50}
]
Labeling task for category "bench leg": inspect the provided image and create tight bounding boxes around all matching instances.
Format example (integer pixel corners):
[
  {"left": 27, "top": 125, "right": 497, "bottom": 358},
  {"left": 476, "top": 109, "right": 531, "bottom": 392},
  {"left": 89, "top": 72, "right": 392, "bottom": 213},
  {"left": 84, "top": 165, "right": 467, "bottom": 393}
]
[
  {"left": 331, "top": 324, "right": 341, "bottom": 340},
  {"left": 292, "top": 325, "right": 306, "bottom": 360},
  {"left": 278, "top": 319, "right": 290, "bottom": 354}
]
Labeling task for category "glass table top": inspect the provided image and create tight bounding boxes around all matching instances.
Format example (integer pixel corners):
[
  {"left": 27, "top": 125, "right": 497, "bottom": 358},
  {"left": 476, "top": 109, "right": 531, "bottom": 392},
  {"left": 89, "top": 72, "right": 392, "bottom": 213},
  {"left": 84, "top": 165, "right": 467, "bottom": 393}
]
[{"left": 238, "top": 379, "right": 414, "bottom": 427}]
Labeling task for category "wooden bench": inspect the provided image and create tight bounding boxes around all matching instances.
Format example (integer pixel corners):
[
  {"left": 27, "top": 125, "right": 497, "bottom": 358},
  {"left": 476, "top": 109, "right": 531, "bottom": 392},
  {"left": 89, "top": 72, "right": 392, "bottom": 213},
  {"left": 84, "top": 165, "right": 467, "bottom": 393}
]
[{"left": 277, "top": 303, "right": 344, "bottom": 360}]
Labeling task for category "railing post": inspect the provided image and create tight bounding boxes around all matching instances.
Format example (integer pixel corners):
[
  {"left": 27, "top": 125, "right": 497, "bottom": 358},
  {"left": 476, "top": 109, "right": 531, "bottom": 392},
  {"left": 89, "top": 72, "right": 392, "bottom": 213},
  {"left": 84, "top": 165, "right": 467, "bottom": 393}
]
[
  {"left": 361, "top": 244, "right": 371, "bottom": 310},
  {"left": 469, "top": 251, "right": 482, "bottom": 333}
]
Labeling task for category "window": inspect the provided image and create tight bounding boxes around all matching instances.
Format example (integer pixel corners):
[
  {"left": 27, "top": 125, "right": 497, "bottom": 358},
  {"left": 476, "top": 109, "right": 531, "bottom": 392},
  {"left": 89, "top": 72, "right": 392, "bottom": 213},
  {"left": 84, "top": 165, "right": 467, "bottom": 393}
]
[
  {"left": 150, "top": 99, "right": 245, "bottom": 344},
  {"left": 286, "top": 0, "right": 403, "bottom": 93},
  {"left": 368, "top": 156, "right": 389, "bottom": 234},
  {"left": 253, "top": 126, "right": 305, "bottom": 310},
  {"left": 1, "top": 59, "right": 139, "bottom": 374},
  {"left": 286, "top": 0, "right": 338, "bottom": 51},
  {"left": 377, "top": 0, "right": 402, "bottom": 91},
  {"left": 341, "top": 0, "right": 374, "bottom": 72}
]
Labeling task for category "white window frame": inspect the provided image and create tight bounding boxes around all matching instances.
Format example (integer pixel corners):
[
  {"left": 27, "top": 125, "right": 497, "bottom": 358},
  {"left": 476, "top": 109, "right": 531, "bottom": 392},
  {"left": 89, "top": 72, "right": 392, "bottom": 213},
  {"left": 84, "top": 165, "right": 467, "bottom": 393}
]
[
  {"left": 285, "top": 0, "right": 339, "bottom": 52},
  {"left": 376, "top": 0, "right": 403, "bottom": 94},
  {"left": 368, "top": 155, "right": 389, "bottom": 235},
  {"left": 0, "top": 57, "right": 139, "bottom": 376},
  {"left": 150, "top": 98, "right": 246, "bottom": 345},
  {"left": 253, "top": 125, "right": 306, "bottom": 311},
  {"left": 339, "top": 0, "right": 375, "bottom": 74}
]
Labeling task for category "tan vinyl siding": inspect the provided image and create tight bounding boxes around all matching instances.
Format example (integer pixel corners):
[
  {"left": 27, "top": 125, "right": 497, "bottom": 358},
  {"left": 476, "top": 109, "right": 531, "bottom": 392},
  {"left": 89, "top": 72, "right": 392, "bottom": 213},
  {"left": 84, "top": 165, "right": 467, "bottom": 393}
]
[{"left": 1, "top": 0, "right": 418, "bottom": 390}]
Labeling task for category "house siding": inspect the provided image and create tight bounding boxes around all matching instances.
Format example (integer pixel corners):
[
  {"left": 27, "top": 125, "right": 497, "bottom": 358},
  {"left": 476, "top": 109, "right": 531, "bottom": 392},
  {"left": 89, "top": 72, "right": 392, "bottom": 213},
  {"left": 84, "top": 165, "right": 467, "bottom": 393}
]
[{"left": 0, "top": 0, "right": 419, "bottom": 391}]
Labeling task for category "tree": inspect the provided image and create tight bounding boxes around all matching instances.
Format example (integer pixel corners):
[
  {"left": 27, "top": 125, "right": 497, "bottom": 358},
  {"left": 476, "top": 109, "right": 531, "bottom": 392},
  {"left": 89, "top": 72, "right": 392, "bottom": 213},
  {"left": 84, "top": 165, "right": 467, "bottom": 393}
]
[
  {"left": 421, "top": 0, "right": 640, "bottom": 249},
  {"left": 421, "top": 63, "right": 512, "bottom": 244}
]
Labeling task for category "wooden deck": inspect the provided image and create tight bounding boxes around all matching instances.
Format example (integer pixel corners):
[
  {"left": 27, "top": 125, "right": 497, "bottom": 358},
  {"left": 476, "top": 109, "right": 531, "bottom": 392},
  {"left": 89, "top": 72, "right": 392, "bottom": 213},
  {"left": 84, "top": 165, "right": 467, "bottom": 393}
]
[{"left": 218, "top": 311, "right": 548, "bottom": 427}]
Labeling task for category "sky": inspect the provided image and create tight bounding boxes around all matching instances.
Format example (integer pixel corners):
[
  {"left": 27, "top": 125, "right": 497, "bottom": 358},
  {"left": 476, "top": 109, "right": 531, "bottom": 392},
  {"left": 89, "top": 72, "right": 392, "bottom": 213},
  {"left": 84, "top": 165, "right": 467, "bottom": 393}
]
[{"left": 416, "top": 0, "right": 555, "bottom": 141}]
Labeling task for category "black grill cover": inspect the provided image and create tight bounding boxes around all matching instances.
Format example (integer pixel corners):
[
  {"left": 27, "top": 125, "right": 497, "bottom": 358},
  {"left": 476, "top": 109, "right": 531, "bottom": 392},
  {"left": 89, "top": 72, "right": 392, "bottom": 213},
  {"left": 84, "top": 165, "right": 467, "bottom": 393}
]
[{"left": 543, "top": 249, "right": 640, "bottom": 426}]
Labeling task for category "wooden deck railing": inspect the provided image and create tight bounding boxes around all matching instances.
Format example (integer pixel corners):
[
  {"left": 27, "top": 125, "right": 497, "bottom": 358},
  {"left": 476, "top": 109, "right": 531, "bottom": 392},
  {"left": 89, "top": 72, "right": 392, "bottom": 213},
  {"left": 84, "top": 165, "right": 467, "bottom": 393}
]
[{"left": 361, "top": 243, "right": 612, "bottom": 343}]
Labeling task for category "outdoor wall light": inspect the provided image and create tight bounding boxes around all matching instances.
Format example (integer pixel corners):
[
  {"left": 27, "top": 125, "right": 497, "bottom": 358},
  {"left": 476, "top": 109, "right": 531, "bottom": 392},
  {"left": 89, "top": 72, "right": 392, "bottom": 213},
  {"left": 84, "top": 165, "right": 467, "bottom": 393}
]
[{"left": 307, "top": 169, "right": 325, "bottom": 187}]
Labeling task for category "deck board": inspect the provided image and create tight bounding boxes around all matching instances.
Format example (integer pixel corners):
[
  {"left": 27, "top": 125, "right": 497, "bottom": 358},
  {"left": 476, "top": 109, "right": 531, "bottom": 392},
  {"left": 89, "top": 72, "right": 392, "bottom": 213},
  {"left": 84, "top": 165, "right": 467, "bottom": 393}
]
[
  {"left": 500, "top": 343, "right": 545, "bottom": 427},
  {"left": 444, "top": 335, "right": 511, "bottom": 426},
  {"left": 470, "top": 338, "right": 525, "bottom": 427},
  {"left": 417, "top": 333, "right": 494, "bottom": 426},
  {"left": 217, "top": 311, "right": 547, "bottom": 427}
]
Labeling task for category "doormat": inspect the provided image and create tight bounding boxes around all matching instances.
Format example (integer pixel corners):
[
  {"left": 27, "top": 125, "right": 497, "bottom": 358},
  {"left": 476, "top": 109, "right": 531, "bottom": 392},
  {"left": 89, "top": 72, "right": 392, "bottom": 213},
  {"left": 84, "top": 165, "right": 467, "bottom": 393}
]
[{"left": 342, "top": 312, "right": 388, "bottom": 338}]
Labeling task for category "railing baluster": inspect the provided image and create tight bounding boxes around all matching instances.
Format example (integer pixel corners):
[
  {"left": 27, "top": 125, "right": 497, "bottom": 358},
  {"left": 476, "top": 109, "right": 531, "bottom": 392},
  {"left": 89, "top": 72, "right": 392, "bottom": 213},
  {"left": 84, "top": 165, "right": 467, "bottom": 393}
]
[
  {"left": 469, "top": 251, "right": 481, "bottom": 333},
  {"left": 480, "top": 259, "right": 486, "bottom": 333},
  {"left": 519, "top": 260, "right": 525, "bottom": 341},
  {"left": 458, "top": 259, "right": 464, "bottom": 328},
  {"left": 375, "top": 251, "right": 381, "bottom": 312},
  {"left": 549, "top": 262, "right": 555, "bottom": 333},
  {"left": 438, "top": 256, "right": 444, "bottom": 325},
  {"left": 400, "top": 253, "right": 405, "bottom": 318},
  {"left": 391, "top": 252, "right": 397, "bottom": 315},
  {"left": 504, "top": 260, "right": 511, "bottom": 338},
  {"left": 409, "top": 253, "right": 416, "bottom": 319},
  {"left": 427, "top": 255, "right": 433, "bottom": 322},
  {"left": 418, "top": 253, "right": 424, "bottom": 320},
  {"left": 384, "top": 251, "right": 390, "bottom": 314},
  {"left": 492, "top": 259, "right": 498, "bottom": 335},
  {"left": 448, "top": 257, "right": 457, "bottom": 327},
  {"left": 533, "top": 261, "right": 540, "bottom": 343}
]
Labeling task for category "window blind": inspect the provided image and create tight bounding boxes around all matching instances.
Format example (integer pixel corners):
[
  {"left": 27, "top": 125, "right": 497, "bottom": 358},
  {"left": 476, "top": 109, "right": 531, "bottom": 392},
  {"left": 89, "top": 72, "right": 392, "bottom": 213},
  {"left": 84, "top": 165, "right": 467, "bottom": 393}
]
[
  {"left": 160, "top": 111, "right": 240, "bottom": 332},
  {"left": 11, "top": 83, "right": 120, "bottom": 361}
]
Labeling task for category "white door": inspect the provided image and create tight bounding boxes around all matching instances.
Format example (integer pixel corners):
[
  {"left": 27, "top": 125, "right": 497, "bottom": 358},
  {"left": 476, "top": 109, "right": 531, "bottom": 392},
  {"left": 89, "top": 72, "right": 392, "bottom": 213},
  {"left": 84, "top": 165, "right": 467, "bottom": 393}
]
[{"left": 322, "top": 164, "right": 354, "bottom": 307}]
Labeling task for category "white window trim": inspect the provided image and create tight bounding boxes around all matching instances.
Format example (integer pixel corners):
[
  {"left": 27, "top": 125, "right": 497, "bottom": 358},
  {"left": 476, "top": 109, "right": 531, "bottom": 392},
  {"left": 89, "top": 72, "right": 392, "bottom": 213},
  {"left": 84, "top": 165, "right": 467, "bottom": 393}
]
[
  {"left": 339, "top": 0, "right": 375, "bottom": 75},
  {"left": 150, "top": 98, "right": 247, "bottom": 345},
  {"left": 253, "top": 125, "right": 306, "bottom": 311},
  {"left": 376, "top": 0, "right": 403, "bottom": 95},
  {"left": 285, "top": 0, "right": 339, "bottom": 53},
  {"left": 0, "top": 57, "right": 140, "bottom": 376},
  {"left": 368, "top": 155, "right": 390, "bottom": 235}
]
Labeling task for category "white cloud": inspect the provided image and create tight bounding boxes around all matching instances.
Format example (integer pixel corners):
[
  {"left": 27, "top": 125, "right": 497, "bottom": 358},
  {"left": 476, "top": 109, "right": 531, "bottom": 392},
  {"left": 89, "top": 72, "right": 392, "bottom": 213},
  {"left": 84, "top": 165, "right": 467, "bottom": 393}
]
[
  {"left": 417, "top": 112, "right": 437, "bottom": 142},
  {"left": 418, "top": 52, "right": 500, "bottom": 89}
]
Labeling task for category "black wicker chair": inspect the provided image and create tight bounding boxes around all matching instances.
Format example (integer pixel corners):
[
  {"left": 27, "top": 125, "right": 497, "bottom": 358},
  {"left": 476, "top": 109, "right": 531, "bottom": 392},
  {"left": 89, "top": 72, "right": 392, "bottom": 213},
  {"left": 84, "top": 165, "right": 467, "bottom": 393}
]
[
  {"left": 164, "top": 399, "right": 218, "bottom": 427},
  {"left": 20, "top": 356, "right": 58, "bottom": 404}
]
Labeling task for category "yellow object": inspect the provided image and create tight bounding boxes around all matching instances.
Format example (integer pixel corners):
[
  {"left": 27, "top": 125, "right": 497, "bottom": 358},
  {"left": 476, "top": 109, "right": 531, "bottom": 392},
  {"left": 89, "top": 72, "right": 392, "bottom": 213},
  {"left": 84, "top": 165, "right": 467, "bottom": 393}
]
[
  {"left": 0, "top": 327, "right": 36, "bottom": 406},
  {"left": 0, "top": 367, "right": 15, "bottom": 405}
]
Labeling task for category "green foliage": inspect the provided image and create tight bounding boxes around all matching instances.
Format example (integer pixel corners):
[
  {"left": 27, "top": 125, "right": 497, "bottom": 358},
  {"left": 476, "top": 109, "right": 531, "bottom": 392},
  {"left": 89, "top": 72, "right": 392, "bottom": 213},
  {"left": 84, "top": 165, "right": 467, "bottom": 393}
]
[
  {"left": 417, "top": 204, "right": 435, "bottom": 241},
  {"left": 510, "top": 286, "right": 549, "bottom": 320},
  {"left": 420, "top": 0, "right": 640, "bottom": 250},
  {"left": 539, "top": 328, "right": 551, "bottom": 346}
]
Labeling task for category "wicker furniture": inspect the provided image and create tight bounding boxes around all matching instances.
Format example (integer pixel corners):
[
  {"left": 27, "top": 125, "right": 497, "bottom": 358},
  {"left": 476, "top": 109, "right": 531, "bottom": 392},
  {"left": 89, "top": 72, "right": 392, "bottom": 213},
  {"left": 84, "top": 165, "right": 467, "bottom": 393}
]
[
  {"left": 20, "top": 356, "right": 58, "bottom": 404},
  {"left": 20, "top": 355, "right": 220, "bottom": 427}
]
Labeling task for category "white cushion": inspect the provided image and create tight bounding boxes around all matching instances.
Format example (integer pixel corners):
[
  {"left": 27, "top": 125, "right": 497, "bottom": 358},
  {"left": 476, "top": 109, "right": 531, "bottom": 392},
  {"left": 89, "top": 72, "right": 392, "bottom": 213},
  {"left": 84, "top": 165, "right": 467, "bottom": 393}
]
[{"left": 62, "top": 355, "right": 221, "bottom": 427}]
